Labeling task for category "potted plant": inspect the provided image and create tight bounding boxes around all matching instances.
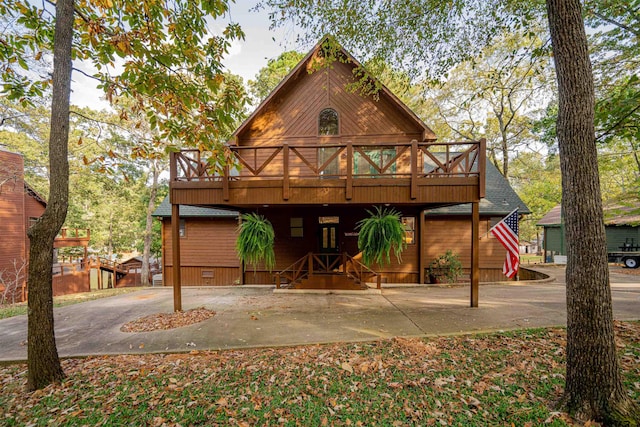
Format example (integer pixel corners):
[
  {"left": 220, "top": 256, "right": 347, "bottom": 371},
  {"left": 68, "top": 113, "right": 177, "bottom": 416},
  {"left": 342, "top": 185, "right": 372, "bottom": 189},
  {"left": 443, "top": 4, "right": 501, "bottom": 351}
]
[
  {"left": 236, "top": 213, "right": 275, "bottom": 272},
  {"left": 356, "top": 206, "right": 406, "bottom": 267},
  {"left": 427, "top": 250, "right": 463, "bottom": 284}
]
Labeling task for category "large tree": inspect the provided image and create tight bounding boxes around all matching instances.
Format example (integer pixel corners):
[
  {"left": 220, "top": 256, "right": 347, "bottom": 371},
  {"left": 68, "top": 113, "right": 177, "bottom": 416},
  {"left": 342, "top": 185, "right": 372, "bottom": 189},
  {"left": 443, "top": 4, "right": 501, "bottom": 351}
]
[
  {"left": 1, "top": 0, "right": 245, "bottom": 389},
  {"left": 258, "top": 0, "right": 640, "bottom": 423},
  {"left": 546, "top": 0, "right": 638, "bottom": 423},
  {"left": 23, "top": 0, "right": 73, "bottom": 391}
]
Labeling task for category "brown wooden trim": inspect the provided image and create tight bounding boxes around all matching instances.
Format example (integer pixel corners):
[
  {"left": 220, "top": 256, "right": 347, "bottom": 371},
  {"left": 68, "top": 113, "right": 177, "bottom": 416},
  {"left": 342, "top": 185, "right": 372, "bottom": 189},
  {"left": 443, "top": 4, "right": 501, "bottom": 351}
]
[
  {"left": 419, "top": 209, "right": 425, "bottom": 284},
  {"left": 171, "top": 203, "right": 182, "bottom": 312},
  {"left": 411, "top": 140, "right": 418, "bottom": 199},
  {"left": 479, "top": 138, "right": 486, "bottom": 198},
  {"left": 283, "top": 143, "right": 290, "bottom": 200},
  {"left": 471, "top": 201, "right": 479, "bottom": 307},
  {"left": 223, "top": 164, "right": 229, "bottom": 201},
  {"left": 346, "top": 142, "right": 353, "bottom": 200}
]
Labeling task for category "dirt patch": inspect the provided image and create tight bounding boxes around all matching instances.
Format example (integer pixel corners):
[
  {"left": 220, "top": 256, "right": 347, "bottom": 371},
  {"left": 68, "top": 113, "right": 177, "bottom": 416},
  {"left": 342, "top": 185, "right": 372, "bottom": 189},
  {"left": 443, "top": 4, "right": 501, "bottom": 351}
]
[{"left": 120, "top": 307, "right": 216, "bottom": 332}]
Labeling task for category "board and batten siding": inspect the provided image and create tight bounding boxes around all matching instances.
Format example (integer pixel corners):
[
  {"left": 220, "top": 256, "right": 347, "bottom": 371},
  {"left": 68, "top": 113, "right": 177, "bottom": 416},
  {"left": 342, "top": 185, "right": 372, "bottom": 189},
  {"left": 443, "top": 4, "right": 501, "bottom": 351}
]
[
  {"left": 238, "top": 58, "right": 424, "bottom": 145},
  {"left": 162, "top": 217, "right": 241, "bottom": 286},
  {"left": 424, "top": 217, "right": 508, "bottom": 282},
  {"left": 605, "top": 225, "right": 640, "bottom": 252},
  {"left": 0, "top": 151, "right": 27, "bottom": 273}
]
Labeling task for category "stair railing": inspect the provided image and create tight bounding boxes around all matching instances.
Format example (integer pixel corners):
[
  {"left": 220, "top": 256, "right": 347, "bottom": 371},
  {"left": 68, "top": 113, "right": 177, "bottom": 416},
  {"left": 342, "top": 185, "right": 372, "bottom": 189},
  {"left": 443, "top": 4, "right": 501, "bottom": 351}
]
[{"left": 343, "top": 252, "right": 382, "bottom": 289}]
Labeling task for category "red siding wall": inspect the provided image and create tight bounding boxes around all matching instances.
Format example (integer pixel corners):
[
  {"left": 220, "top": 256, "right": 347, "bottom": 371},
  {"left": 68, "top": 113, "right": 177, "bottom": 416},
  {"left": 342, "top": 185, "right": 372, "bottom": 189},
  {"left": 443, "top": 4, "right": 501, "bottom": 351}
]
[{"left": 0, "top": 150, "right": 27, "bottom": 275}]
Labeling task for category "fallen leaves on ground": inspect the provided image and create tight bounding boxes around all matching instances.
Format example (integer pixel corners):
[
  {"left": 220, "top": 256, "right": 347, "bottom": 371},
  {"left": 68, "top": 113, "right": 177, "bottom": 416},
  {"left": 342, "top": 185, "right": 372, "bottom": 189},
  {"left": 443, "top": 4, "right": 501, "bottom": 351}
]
[
  {"left": 1, "top": 322, "right": 638, "bottom": 426},
  {"left": 617, "top": 267, "right": 640, "bottom": 276},
  {"left": 120, "top": 307, "right": 216, "bottom": 332}
]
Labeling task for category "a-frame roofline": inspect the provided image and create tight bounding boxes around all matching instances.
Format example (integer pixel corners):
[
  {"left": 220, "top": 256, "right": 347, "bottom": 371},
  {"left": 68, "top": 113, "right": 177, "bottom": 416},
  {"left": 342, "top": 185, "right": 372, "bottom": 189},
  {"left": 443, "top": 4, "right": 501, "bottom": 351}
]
[{"left": 230, "top": 35, "right": 437, "bottom": 145}]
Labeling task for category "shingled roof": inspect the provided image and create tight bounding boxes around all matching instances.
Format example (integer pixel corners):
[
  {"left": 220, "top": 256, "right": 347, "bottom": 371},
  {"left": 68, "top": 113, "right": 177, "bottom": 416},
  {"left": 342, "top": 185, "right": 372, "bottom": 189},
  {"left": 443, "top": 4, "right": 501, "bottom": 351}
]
[
  {"left": 152, "top": 197, "right": 239, "bottom": 218},
  {"left": 538, "top": 203, "right": 640, "bottom": 227},
  {"left": 425, "top": 159, "right": 531, "bottom": 216}
]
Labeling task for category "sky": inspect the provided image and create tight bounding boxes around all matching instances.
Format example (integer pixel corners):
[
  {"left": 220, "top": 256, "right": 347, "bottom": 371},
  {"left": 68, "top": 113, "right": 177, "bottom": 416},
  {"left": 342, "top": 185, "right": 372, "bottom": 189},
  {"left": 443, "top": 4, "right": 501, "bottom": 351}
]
[{"left": 70, "top": 0, "right": 298, "bottom": 110}]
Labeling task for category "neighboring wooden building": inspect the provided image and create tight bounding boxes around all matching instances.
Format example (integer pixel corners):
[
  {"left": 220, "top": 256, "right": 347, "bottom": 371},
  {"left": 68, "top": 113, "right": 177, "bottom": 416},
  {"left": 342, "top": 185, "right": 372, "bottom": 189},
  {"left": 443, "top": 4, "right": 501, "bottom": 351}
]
[
  {"left": 538, "top": 204, "right": 640, "bottom": 261},
  {"left": 1, "top": 149, "right": 95, "bottom": 301},
  {"left": 0, "top": 149, "right": 46, "bottom": 302},
  {"left": 165, "top": 37, "right": 507, "bottom": 308}
]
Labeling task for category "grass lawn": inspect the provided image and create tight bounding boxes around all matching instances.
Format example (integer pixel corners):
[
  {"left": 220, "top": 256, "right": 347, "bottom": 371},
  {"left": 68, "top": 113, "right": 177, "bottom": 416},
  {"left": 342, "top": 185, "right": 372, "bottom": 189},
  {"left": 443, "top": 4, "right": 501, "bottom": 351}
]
[
  {"left": 1, "top": 322, "right": 638, "bottom": 426},
  {"left": 0, "top": 287, "right": 146, "bottom": 320}
]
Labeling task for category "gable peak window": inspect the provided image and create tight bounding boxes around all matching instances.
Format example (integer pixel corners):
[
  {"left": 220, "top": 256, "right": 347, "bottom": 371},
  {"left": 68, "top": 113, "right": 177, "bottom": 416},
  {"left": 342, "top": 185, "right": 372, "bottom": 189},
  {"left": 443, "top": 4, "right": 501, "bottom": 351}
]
[{"left": 319, "top": 108, "right": 339, "bottom": 135}]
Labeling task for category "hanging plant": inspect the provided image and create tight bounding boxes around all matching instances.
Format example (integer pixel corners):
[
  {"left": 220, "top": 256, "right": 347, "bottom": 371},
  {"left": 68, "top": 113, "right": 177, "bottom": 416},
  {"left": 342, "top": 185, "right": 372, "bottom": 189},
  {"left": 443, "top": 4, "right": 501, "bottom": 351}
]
[
  {"left": 236, "top": 213, "right": 275, "bottom": 272},
  {"left": 356, "top": 206, "right": 407, "bottom": 267}
]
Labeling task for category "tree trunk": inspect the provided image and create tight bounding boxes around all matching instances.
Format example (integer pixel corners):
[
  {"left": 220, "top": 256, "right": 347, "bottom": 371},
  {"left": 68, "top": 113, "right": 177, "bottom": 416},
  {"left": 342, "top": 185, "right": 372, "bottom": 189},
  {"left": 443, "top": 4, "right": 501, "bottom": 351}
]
[
  {"left": 26, "top": 0, "right": 74, "bottom": 391},
  {"left": 546, "top": 0, "right": 640, "bottom": 424},
  {"left": 141, "top": 159, "right": 159, "bottom": 287}
]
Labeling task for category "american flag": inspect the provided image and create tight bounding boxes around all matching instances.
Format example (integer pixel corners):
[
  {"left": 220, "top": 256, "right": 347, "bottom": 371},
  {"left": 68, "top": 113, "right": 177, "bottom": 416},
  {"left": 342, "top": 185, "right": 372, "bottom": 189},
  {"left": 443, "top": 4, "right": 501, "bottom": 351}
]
[{"left": 490, "top": 208, "right": 520, "bottom": 278}]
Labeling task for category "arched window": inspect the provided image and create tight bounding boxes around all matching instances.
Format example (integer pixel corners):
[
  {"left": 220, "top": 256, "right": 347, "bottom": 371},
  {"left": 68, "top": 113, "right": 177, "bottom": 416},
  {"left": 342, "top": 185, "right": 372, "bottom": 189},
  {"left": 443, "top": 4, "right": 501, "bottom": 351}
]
[{"left": 318, "top": 108, "right": 339, "bottom": 135}]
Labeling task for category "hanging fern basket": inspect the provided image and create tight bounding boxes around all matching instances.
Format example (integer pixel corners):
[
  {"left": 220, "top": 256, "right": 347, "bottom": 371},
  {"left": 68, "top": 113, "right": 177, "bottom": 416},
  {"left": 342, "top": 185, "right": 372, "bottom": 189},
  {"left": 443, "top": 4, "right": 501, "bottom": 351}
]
[
  {"left": 356, "top": 206, "right": 407, "bottom": 267},
  {"left": 236, "top": 213, "right": 276, "bottom": 272}
]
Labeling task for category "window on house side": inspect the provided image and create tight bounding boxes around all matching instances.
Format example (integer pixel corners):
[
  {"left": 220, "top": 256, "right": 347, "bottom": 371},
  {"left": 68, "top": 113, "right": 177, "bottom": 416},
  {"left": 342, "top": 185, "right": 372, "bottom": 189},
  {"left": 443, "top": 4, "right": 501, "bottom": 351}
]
[
  {"left": 402, "top": 217, "right": 415, "bottom": 245},
  {"left": 28, "top": 217, "right": 38, "bottom": 230},
  {"left": 179, "top": 219, "right": 186, "bottom": 238},
  {"left": 319, "top": 108, "right": 339, "bottom": 135},
  {"left": 290, "top": 217, "right": 303, "bottom": 237}
]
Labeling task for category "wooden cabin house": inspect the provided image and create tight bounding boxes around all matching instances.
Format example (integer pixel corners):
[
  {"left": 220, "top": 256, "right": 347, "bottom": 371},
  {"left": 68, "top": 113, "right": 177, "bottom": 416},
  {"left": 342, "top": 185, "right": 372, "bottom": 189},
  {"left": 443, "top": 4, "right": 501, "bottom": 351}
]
[
  {"left": 0, "top": 149, "right": 46, "bottom": 302},
  {"left": 1, "top": 149, "right": 95, "bottom": 301},
  {"left": 163, "top": 37, "right": 529, "bottom": 308}
]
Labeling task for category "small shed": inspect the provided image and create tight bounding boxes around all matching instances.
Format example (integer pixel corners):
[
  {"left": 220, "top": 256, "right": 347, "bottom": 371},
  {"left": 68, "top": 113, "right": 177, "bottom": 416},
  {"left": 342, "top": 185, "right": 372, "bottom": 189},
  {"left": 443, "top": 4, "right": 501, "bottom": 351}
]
[{"left": 537, "top": 204, "right": 640, "bottom": 262}]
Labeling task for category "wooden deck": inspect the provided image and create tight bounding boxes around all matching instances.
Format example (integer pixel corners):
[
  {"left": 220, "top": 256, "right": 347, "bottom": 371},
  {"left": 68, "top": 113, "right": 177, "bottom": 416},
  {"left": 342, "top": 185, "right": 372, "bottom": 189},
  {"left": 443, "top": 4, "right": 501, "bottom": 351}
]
[
  {"left": 53, "top": 228, "right": 90, "bottom": 248},
  {"left": 169, "top": 140, "right": 486, "bottom": 208}
]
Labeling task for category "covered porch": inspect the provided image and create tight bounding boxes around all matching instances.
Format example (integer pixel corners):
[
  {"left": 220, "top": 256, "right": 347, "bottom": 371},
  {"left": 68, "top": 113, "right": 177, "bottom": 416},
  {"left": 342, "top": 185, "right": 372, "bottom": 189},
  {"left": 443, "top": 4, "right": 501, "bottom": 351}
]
[{"left": 168, "top": 139, "right": 486, "bottom": 310}]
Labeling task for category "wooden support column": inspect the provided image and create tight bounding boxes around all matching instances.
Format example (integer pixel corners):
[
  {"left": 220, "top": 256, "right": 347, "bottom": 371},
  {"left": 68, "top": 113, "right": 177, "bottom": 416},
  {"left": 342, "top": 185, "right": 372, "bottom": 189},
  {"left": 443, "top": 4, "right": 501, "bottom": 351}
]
[
  {"left": 223, "top": 164, "right": 230, "bottom": 201},
  {"left": 410, "top": 140, "right": 418, "bottom": 200},
  {"left": 471, "top": 201, "right": 479, "bottom": 307},
  {"left": 171, "top": 203, "right": 182, "bottom": 312},
  {"left": 419, "top": 209, "right": 425, "bottom": 284},
  {"left": 283, "top": 143, "right": 289, "bottom": 200},
  {"left": 346, "top": 142, "right": 353, "bottom": 200},
  {"left": 478, "top": 138, "right": 486, "bottom": 198}
]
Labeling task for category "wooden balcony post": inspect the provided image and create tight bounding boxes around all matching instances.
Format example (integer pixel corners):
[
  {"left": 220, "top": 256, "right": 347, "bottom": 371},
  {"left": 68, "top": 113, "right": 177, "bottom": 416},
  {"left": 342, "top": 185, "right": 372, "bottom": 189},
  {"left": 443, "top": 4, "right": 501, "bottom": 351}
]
[
  {"left": 377, "top": 275, "right": 381, "bottom": 289},
  {"left": 171, "top": 203, "right": 182, "bottom": 312},
  {"left": 478, "top": 138, "right": 486, "bottom": 198},
  {"left": 276, "top": 273, "right": 281, "bottom": 289},
  {"left": 410, "top": 140, "right": 418, "bottom": 199},
  {"left": 471, "top": 201, "right": 479, "bottom": 308},
  {"left": 170, "top": 151, "right": 177, "bottom": 182},
  {"left": 419, "top": 209, "right": 425, "bottom": 284},
  {"left": 307, "top": 252, "right": 313, "bottom": 277},
  {"left": 346, "top": 142, "right": 353, "bottom": 200},
  {"left": 283, "top": 143, "right": 289, "bottom": 200},
  {"left": 223, "top": 163, "right": 230, "bottom": 201}
]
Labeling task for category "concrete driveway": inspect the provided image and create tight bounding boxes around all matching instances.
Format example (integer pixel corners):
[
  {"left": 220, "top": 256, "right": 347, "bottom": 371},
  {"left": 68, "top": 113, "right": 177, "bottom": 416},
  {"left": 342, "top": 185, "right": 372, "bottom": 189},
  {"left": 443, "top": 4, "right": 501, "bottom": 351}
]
[{"left": 0, "top": 265, "right": 639, "bottom": 362}]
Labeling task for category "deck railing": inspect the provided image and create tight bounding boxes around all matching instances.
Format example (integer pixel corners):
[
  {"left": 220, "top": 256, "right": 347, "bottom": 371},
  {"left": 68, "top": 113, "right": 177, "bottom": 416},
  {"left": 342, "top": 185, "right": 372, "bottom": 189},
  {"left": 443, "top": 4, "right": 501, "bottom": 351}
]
[
  {"left": 274, "top": 252, "right": 381, "bottom": 289},
  {"left": 56, "top": 228, "right": 91, "bottom": 240},
  {"left": 170, "top": 139, "right": 486, "bottom": 200}
]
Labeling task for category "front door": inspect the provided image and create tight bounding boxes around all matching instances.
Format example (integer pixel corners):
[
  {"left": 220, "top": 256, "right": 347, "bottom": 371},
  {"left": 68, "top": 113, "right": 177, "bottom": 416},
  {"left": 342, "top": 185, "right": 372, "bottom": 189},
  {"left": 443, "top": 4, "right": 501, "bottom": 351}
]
[{"left": 318, "top": 216, "right": 340, "bottom": 253}]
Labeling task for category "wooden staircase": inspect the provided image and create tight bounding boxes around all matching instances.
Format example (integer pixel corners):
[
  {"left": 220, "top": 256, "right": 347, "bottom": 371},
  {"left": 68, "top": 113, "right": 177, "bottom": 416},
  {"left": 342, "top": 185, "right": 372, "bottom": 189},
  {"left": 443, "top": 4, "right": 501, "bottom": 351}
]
[{"left": 275, "top": 252, "right": 381, "bottom": 290}]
